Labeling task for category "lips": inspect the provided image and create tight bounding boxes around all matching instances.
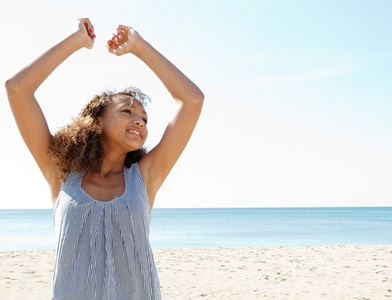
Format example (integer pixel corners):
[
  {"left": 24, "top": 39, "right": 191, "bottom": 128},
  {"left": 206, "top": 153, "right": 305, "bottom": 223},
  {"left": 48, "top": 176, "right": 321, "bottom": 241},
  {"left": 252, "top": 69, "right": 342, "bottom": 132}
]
[{"left": 126, "top": 128, "right": 142, "bottom": 138}]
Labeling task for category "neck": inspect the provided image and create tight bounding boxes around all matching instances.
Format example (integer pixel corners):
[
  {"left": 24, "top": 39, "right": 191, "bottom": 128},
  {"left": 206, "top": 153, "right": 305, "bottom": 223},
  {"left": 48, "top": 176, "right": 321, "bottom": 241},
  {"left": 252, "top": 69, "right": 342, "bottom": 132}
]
[{"left": 98, "top": 153, "right": 126, "bottom": 177}]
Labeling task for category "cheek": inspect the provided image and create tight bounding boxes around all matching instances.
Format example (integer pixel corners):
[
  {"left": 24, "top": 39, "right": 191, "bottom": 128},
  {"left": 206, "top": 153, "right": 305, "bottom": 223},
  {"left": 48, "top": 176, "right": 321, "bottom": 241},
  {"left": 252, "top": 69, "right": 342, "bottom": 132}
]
[
  {"left": 143, "top": 129, "right": 148, "bottom": 142},
  {"left": 99, "top": 122, "right": 120, "bottom": 141},
  {"left": 101, "top": 116, "right": 119, "bottom": 132},
  {"left": 100, "top": 124, "right": 113, "bottom": 137}
]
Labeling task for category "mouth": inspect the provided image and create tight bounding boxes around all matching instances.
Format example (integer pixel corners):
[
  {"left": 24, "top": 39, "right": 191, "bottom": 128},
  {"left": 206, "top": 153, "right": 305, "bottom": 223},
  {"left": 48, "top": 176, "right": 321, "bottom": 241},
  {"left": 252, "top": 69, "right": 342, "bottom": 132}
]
[{"left": 127, "top": 129, "right": 141, "bottom": 138}]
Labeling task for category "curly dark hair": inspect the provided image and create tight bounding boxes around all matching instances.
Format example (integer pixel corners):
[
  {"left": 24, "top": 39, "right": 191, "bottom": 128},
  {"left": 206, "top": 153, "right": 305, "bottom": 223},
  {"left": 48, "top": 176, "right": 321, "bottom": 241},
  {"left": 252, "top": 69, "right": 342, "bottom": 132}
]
[{"left": 48, "top": 87, "right": 151, "bottom": 181}]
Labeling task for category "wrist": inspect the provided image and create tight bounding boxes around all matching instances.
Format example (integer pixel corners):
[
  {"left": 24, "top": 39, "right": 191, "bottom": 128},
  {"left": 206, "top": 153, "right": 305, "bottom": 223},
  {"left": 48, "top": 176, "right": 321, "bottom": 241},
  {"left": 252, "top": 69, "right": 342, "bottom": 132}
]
[
  {"left": 131, "top": 37, "right": 150, "bottom": 57},
  {"left": 70, "top": 30, "right": 93, "bottom": 50}
]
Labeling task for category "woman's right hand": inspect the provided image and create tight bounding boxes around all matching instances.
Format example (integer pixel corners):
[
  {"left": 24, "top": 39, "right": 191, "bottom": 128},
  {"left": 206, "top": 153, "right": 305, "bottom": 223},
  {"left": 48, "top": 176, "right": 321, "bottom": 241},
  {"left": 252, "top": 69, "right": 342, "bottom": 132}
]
[{"left": 74, "top": 18, "right": 96, "bottom": 49}]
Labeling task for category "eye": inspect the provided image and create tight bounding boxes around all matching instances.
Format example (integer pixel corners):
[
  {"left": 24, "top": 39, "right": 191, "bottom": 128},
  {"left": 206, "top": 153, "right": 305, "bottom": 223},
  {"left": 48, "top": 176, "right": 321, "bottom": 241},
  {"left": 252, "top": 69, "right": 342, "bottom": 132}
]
[
  {"left": 143, "top": 118, "right": 148, "bottom": 124},
  {"left": 123, "top": 109, "right": 132, "bottom": 114}
]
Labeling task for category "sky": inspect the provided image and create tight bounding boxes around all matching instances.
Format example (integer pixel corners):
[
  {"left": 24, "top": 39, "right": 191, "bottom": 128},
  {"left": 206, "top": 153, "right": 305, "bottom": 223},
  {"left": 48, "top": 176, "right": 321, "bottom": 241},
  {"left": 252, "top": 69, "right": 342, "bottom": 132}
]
[{"left": 1, "top": 0, "right": 391, "bottom": 209}]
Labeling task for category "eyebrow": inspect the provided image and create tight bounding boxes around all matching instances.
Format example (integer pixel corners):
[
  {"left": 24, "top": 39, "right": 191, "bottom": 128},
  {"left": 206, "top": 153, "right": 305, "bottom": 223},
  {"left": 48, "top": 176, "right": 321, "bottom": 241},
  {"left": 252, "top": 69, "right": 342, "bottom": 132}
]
[{"left": 120, "top": 103, "right": 147, "bottom": 117}]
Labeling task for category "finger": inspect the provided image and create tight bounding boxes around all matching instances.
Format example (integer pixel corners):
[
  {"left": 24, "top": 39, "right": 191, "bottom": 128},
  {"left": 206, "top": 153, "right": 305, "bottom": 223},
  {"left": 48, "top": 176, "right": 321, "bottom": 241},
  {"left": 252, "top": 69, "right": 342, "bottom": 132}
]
[
  {"left": 107, "top": 45, "right": 115, "bottom": 54},
  {"left": 117, "top": 24, "right": 130, "bottom": 31},
  {"left": 79, "top": 19, "right": 96, "bottom": 42},
  {"left": 107, "top": 45, "right": 121, "bottom": 56},
  {"left": 88, "top": 30, "right": 96, "bottom": 39},
  {"left": 89, "top": 28, "right": 96, "bottom": 38},
  {"left": 82, "top": 18, "right": 93, "bottom": 31},
  {"left": 88, "top": 28, "right": 96, "bottom": 39},
  {"left": 116, "top": 30, "right": 125, "bottom": 41},
  {"left": 112, "top": 29, "right": 124, "bottom": 40},
  {"left": 109, "top": 41, "right": 119, "bottom": 49},
  {"left": 87, "top": 22, "right": 94, "bottom": 34}
]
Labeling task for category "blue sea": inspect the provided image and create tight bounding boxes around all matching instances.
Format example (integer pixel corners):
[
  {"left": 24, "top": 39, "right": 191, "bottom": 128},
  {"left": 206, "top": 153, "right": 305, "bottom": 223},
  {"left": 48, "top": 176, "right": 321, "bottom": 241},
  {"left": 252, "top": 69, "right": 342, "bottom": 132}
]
[{"left": 0, "top": 207, "right": 391, "bottom": 251}]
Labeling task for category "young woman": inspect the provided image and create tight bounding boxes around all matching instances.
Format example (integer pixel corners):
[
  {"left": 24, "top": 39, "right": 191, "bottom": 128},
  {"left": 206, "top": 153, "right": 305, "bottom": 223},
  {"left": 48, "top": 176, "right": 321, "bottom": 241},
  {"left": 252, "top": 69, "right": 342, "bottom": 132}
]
[{"left": 6, "top": 18, "right": 204, "bottom": 299}]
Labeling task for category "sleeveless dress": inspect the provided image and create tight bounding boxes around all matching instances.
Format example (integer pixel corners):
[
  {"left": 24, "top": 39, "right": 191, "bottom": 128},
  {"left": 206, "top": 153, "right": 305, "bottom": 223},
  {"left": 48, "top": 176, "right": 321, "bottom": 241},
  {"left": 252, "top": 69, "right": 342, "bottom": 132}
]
[{"left": 52, "top": 163, "right": 161, "bottom": 300}]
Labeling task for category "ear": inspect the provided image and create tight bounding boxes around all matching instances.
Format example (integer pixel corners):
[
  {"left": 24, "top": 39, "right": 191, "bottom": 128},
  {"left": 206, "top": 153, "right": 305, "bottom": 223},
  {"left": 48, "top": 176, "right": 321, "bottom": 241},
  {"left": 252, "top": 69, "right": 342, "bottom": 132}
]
[{"left": 96, "top": 116, "right": 103, "bottom": 132}]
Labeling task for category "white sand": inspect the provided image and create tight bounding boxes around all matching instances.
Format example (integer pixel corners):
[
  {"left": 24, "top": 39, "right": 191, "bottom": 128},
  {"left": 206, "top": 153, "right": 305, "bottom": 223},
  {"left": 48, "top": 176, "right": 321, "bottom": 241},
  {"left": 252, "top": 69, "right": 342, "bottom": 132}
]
[{"left": 1, "top": 245, "right": 391, "bottom": 299}]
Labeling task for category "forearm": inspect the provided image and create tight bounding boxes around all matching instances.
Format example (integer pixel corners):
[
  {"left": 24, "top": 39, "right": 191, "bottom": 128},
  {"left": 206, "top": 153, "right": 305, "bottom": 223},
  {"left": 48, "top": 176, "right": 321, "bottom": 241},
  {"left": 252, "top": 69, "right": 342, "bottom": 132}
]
[
  {"left": 133, "top": 40, "right": 204, "bottom": 104},
  {"left": 6, "top": 32, "right": 85, "bottom": 95}
]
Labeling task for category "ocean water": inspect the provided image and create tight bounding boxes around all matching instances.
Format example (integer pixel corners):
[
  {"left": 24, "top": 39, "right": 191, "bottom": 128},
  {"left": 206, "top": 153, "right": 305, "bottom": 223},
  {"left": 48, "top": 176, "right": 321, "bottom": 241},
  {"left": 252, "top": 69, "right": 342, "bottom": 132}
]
[{"left": 0, "top": 207, "right": 391, "bottom": 251}]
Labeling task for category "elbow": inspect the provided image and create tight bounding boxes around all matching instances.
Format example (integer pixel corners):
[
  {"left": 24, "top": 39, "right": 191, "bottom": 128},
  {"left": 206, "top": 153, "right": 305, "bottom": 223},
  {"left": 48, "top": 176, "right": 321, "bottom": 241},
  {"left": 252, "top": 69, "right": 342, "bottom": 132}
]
[
  {"left": 197, "top": 90, "right": 205, "bottom": 103},
  {"left": 5, "top": 76, "right": 32, "bottom": 100},
  {"left": 191, "top": 89, "right": 205, "bottom": 107},
  {"left": 176, "top": 88, "right": 204, "bottom": 109},
  {"left": 5, "top": 78, "right": 16, "bottom": 93},
  {"left": 5, "top": 77, "right": 21, "bottom": 96},
  {"left": 188, "top": 90, "right": 204, "bottom": 114}
]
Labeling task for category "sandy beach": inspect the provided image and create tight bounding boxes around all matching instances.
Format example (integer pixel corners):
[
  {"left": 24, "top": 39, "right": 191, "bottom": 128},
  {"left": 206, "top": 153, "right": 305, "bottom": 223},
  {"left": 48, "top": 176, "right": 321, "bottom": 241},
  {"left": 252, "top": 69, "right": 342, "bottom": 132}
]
[{"left": 1, "top": 245, "right": 391, "bottom": 299}]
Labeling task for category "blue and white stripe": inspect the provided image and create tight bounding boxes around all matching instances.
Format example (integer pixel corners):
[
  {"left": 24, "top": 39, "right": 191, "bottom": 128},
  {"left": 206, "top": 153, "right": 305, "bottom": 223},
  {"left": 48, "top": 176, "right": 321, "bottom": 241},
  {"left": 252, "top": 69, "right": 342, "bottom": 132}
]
[{"left": 53, "top": 163, "right": 161, "bottom": 300}]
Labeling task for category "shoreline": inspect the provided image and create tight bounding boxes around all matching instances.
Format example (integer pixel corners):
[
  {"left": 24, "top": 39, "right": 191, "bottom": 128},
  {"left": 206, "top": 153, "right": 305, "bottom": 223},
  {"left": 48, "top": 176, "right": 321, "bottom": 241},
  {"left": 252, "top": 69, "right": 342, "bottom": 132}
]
[{"left": 1, "top": 245, "right": 391, "bottom": 299}]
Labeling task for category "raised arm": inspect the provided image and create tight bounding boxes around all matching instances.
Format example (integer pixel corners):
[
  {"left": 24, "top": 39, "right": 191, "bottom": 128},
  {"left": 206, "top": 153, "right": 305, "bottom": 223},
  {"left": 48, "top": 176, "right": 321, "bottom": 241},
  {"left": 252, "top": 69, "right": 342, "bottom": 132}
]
[
  {"left": 5, "top": 19, "right": 96, "bottom": 203},
  {"left": 107, "top": 26, "right": 204, "bottom": 207}
]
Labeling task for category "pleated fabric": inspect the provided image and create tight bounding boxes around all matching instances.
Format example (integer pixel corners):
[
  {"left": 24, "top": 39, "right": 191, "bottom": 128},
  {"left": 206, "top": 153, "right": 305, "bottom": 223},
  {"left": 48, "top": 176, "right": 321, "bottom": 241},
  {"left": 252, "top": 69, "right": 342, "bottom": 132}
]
[{"left": 52, "top": 163, "right": 161, "bottom": 300}]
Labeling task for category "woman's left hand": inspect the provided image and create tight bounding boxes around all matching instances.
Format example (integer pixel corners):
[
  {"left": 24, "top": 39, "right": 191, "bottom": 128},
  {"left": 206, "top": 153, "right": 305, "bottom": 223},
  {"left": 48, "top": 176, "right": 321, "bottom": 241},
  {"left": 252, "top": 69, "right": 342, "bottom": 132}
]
[{"left": 106, "top": 25, "right": 144, "bottom": 56}]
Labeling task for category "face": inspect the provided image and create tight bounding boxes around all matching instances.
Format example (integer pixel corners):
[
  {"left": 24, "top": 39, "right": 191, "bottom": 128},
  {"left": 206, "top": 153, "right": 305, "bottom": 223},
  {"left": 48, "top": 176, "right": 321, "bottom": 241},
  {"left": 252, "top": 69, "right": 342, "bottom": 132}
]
[{"left": 98, "top": 94, "right": 148, "bottom": 154}]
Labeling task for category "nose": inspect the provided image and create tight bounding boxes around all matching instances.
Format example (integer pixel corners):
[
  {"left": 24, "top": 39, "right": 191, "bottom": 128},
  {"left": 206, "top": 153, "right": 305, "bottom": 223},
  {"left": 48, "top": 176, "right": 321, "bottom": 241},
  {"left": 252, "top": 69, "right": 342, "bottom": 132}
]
[{"left": 133, "top": 118, "right": 145, "bottom": 128}]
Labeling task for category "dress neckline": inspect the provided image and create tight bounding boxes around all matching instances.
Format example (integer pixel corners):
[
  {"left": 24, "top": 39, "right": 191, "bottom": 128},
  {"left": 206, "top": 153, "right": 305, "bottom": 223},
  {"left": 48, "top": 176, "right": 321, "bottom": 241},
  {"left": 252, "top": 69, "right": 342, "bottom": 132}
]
[{"left": 79, "top": 167, "right": 128, "bottom": 204}]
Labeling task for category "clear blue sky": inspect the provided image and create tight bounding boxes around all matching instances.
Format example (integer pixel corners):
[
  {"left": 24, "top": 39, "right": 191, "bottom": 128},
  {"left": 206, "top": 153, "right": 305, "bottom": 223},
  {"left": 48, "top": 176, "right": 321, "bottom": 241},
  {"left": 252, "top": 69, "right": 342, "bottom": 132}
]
[{"left": 1, "top": 0, "right": 391, "bottom": 208}]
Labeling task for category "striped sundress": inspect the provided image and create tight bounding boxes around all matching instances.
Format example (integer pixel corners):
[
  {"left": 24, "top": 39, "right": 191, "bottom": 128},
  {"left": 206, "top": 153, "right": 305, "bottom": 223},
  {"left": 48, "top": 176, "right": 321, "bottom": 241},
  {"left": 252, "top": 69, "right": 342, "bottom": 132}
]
[{"left": 52, "top": 163, "right": 161, "bottom": 300}]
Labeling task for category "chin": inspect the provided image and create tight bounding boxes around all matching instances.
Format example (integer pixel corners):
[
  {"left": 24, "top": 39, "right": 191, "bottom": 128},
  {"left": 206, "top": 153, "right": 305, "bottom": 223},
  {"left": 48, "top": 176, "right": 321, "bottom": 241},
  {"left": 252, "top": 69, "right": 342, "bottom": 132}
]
[{"left": 127, "top": 144, "right": 144, "bottom": 152}]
